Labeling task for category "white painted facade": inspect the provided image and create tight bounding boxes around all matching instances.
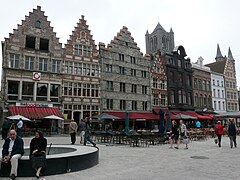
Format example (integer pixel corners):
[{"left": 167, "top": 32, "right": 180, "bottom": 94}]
[{"left": 211, "top": 72, "right": 226, "bottom": 113}]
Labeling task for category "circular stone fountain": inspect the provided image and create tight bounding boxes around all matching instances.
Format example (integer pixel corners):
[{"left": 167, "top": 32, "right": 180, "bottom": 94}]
[{"left": 0, "top": 144, "right": 99, "bottom": 177}]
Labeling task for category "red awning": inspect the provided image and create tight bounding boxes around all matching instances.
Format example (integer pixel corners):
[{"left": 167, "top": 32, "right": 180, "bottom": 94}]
[
  {"left": 8, "top": 106, "right": 63, "bottom": 120},
  {"left": 103, "top": 111, "right": 159, "bottom": 120}
]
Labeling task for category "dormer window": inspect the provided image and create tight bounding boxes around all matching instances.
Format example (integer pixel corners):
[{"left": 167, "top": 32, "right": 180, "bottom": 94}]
[{"left": 35, "top": 20, "right": 41, "bottom": 29}]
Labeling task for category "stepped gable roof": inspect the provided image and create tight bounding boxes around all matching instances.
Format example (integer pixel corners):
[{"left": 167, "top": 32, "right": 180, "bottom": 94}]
[
  {"left": 205, "top": 59, "right": 226, "bottom": 74},
  {"left": 65, "top": 15, "right": 97, "bottom": 56},
  {"left": 106, "top": 26, "right": 143, "bottom": 56},
  {"left": 5, "top": 6, "right": 62, "bottom": 47}
]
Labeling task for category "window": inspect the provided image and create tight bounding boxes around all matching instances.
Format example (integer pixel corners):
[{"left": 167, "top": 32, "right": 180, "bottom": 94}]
[
  {"left": 131, "top": 84, "right": 137, "bottom": 93},
  {"left": 204, "top": 95, "right": 207, "bottom": 105},
  {"left": 153, "top": 94, "right": 159, "bottom": 106},
  {"left": 120, "top": 83, "right": 125, "bottom": 92},
  {"left": 222, "top": 90, "right": 224, "bottom": 98},
  {"left": 64, "top": 82, "right": 72, "bottom": 96},
  {"left": 187, "top": 75, "right": 191, "bottom": 86},
  {"left": 179, "top": 74, "right": 183, "bottom": 85},
  {"left": 170, "top": 90, "right": 175, "bottom": 104},
  {"left": 214, "top": 101, "right": 216, "bottom": 110},
  {"left": 178, "top": 90, "right": 182, "bottom": 104},
  {"left": 91, "top": 84, "right": 99, "bottom": 97},
  {"left": 227, "top": 91, "right": 230, "bottom": 99},
  {"left": 217, "top": 80, "right": 219, "bottom": 86},
  {"left": 91, "top": 64, "right": 99, "bottom": 76},
  {"left": 73, "top": 83, "right": 82, "bottom": 96},
  {"left": 39, "top": 58, "right": 48, "bottom": 71},
  {"left": 226, "top": 81, "right": 229, "bottom": 88},
  {"left": 75, "top": 44, "right": 82, "bottom": 55},
  {"left": 207, "top": 81, "right": 211, "bottom": 91},
  {"left": 141, "top": 71, "right": 147, "bottom": 78},
  {"left": 120, "top": 100, "right": 126, "bottom": 110},
  {"left": 221, "top": 81, "right": 224, "bottom": 87},
  {"left": 142, "top": 85, "right": 147, "bottom": 94},
  {"left": 233, "top": 82, "right": 236, "bottom": 89},
  {"left": 37, "top": 83, "right": 48, "bottom": 101},
  {"left": 182, "top": 91, "right": 186, "bottom": 104},
  {"left": 9, "top": 53, "right": 20, "bottom": 68},
  {"left": 25, "top": 35, "right": 36, "bottom": 49},
  {"left": 52, "top": 60, "right": 61, "bottom": 73},
  {"left": 64, "top": 61, "right": 73, "bottom": 74},
  {"left": 213, "top": 79, "right": 215, "bottom": 86},
  {"left": 106, "top": 81, "right": 113, "bottom": 91},
  {"left": 218, "top": 101, "right": 221, "bottom": 110},
  {"left": 130, "top": 56, "right": 136, "bottom": 64},
  {"left": 198, "top": 80, "right": 202, "bottom": 90},
  {"left": 83, "top": 63, "right": 90, "bottom": 75},
  {"left": 8, "top": 80, "right": 19, "bottom": 100},
  {"left": 160, "top": 94, "right": 166, "bottom": 106},
  {"left": 35, "top": 20, "right": 41, "bottom": 28},
  {"left": 74, "top": 62, "right": 82, "bottom": 75},
  {"left": 107, "top": 99, "right": 113, "bottom": 110},
  {"left": 106, "top": 64, "right": 112, "bottom": 72},
  {"left": 208, "top": 96, "right": 212, "bottom": 108},
  {"left": 132, "top": 101, "right": 137, "bottom": 111},
  {"left": 119, "top": 66, "right": 125, "bottom": 74},
  {"left": 50, "top": 84, "right": 60, "bottom": 102},
  {"left": 153, "top": 78, "right": 157, "bottom": 88},
  {"left": 222, "top": 102, "right": 225, "bottom": 110},
  {"left": 234, "top": 93, "right": 237, "bottom": 100},
  {"left": 25, "top": 56, "right": 34, "bottom": 70},
  {"left": 188, "top": 92, "right": 192, "bottom": 105},
  {"left": 194, "top": 79, "right": 198, "bottom": 89},
  {"left": 178, "top": 59, "right": 181, "bottom": 67},
  {"left": 131, "top": 69, "right": 136, "bottom": 76},
  {"left": 213, "top": 89, "right": 216, "bottom": 97},
  {"left": 230, "top": 82, "right": 233, "bottom": 88},
  {"left": 142, "top": 101, "right": 147, "bottom": 111},
  {"left": 39, "top": 38, "right": 49, "bottom": 51},
  {"left": 194, "top": 93, "right": 198, "bottom": 107},
  {"left": 83, "top": 46, "right": 91, "bottom": 57},
  {"left": 169, "top": 71, "right": 174, "bottom": 82},
  {"left": 199, "top": 94, "right": 203, "bottom": 107},
  {"left": 86, "top": 84, "right": 91, "bottom": 97},
  {"left": 119, "top": 53, "right": 124, "bottom": 61},
  {"left": 218, "top": 89, "right": 220, "bottom": 98},
  {"left": 202, "top": 80, "right": 206, "bottom": 90},
  {"left": 22, "top": 82, "right": 34, "bottom": 101},
  {"left": 160, "top": 80, "right": 165, "bottom": 90}
]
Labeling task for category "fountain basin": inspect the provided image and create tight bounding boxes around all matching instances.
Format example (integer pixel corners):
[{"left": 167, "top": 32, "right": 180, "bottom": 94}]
[{"left": 0, "top": 144, "right": 99, "bottom": 177}]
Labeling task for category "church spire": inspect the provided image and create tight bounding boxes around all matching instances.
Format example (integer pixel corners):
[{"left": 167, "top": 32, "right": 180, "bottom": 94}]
[
  {"left": 215, "top": 43, "right": 223, "bottom": 61},
  {"left": 228, "top": 47, "right": 234, "bottom": 60}
]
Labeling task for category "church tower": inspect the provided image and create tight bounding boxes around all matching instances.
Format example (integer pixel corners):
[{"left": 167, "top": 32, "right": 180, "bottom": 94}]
[{"left": 145, "top": 22, "right": 175, "bottom": 56}]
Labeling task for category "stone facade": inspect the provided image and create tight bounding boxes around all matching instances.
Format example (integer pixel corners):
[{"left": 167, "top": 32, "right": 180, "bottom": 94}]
[
  {"left": 192, "top": 57, "right": 213, "bottom": 112},
  {"left": 1, "top": 6, "right": 63, "bottom": 111},
  {"left": 145, "top": 23, "right": 175, "bottom": 56},
  {"left": 63, "top": 15, "right": 100, "bottom": 121},
  {"left": 99, "top": 27, "right": 151, "bottom": 112}
]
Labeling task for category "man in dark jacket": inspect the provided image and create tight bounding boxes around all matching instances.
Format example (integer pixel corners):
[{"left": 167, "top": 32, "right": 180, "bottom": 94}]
[
  {"left": 1, "top": 129, "right": 24, "bottom": 179},
  {"left": 228, "top": 119, "right": 237, "bottom": 148}
]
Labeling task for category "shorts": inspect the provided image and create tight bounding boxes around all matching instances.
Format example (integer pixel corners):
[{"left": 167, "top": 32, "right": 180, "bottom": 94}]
[
  {"left": 80, "top": 131, "right": 85, "bottom": 137},
  {"left": 171, "top": 134, "right": 179, "bottom": 141}
]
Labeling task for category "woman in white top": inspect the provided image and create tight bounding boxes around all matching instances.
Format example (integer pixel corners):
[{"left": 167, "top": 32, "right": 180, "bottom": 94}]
[{"left": 179, "top": 120, "right": 188, "bottom": 149}]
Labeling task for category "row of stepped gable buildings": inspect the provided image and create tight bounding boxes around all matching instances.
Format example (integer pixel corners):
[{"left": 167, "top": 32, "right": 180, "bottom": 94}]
[{"left": 0, "top": 6, "right": 239, "bottom": 130}]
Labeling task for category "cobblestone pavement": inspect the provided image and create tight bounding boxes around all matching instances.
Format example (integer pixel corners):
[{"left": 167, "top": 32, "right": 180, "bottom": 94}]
[{"left": 1, "top": 135, "right": 240, "bottom": 180}]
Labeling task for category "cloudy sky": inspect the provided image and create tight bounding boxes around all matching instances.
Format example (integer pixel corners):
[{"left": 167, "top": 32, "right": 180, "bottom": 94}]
[{"left": 1, "top": 0, "right": 240, "bottom": 86}]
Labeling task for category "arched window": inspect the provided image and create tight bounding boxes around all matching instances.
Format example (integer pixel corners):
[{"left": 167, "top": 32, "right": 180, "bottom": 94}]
[
  {"left": 35, "top": 20, "right": 41, "bottom": 29},
  {"left": 162, "top": 36, "right": 166, "bottom": 49},
  {"left": 153, "top": 36, "right": 157, "bottom": 50}
]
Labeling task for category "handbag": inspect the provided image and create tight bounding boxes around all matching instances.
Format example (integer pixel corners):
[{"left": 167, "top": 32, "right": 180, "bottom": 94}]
[
  {"left": 182, "top": 136, "right": 189, "bottom": 144},
  {"left": 33, "top": 151, "right": 44, "bottom": 157}
]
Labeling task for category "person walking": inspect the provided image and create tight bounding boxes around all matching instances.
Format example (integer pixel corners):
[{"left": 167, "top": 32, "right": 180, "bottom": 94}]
[
  {"left": 30, "top": 130, "right": 47, "bottom": 178},
  {"left": 16, "top": 118, "right": 23, "bottom": 137},
  {"left": 2, "top": 118, "right": 10, "bottom": 140},
  {"left": 84, "top": 117, "right": 97, "bottom": 148},
  {"left": 69, "top": 119, "right": 78, "bottom": 144},
  {"left": 179, "top": 120, "right": 188, "bottom": 149},
  {"left": 196, "top": 120, "right": 201, "bottom": 129},
  {"left": 169, "top": 120, "right": 180, "bottom": 149},
  {"left": 1, "top": 129, "right": 24, "bottom": 180},
  {"left": 78, "top": 119, "right": 86, "bottom": 144},
  {"left": 228, "top": 119, "right": 237, "bottom": 148},
  {"left": 215, "top": 121, "right": 223, "bottom": 147}
]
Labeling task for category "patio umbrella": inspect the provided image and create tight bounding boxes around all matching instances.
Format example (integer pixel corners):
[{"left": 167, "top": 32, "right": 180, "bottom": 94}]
[
  {"left": 7, "top": 115, "right": 31, "bottom": 121},
  {"left": 92, "top": 113, "right": 120, "bottom": 120},
  {"left": 158, "top": 109, "right": 165, "bottom": 133},
  {"left": 175, "top": 113, "right": 197, "bottom": 120},
  {"left": 43, "top": 115, "right": 64, "bottom": 120}
]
